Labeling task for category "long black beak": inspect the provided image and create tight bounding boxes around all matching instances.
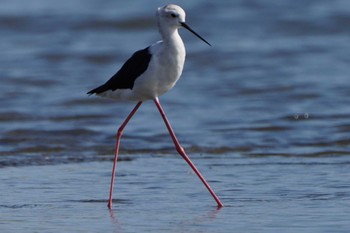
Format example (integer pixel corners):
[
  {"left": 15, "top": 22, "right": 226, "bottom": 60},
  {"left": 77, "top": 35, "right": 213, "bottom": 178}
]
[{"left": 181, "top": 22, "right": 211, "bottom": 46}]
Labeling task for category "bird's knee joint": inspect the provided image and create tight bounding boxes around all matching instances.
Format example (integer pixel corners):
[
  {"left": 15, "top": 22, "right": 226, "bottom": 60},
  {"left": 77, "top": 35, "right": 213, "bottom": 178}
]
[
  {"left": 117, "top": 128, "right": 124, "bottom": 137},
  {"left": 176, "top": 145, "right": 185, "bottom": 155}
]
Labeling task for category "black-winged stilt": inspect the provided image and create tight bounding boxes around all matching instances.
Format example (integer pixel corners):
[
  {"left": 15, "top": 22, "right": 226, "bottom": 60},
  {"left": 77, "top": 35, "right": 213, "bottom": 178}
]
[{"left": 88, "top": 4, "right": 223, "bottom": 209}]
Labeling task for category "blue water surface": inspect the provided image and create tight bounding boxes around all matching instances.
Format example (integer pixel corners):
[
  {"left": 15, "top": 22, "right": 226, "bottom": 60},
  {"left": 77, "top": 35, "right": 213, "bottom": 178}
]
[{"left": 1, "top": 0, "right": 350, "bottom": 232}]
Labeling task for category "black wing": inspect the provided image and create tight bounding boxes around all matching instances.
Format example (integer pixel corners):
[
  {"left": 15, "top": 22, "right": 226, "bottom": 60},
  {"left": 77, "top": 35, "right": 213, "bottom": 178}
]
[{"left": 87, "top": 46, "right": 152, "bottom": 95}]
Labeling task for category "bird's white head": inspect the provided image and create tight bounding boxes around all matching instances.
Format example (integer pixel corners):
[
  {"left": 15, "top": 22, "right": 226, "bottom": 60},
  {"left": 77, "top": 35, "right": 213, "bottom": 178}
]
[
  {"left": 156, "top": 4, "right": 211, "bottom": 46},
  {"left": 157, "top": 4, "right": 186, "bottom": 29}
]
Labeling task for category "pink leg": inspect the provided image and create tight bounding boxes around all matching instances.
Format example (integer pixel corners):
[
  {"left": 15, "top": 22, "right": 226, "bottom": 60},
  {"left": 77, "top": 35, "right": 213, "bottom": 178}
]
[
  {"left": 153, "top": 98, "right": 223, "bottom": 207},
  {"left": 108, "top": 101, "right": 142, "bottom": 209}
]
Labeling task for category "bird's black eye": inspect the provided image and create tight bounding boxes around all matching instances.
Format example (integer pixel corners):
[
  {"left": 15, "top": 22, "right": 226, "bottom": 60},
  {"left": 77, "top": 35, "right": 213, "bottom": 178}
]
[{"left": 171, "top": 13, "right": 177, "bottom": 18}]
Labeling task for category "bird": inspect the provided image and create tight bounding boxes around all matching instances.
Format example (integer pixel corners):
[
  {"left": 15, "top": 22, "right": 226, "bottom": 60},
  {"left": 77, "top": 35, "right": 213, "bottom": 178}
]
[{"left": 87, "top": 4, "right": 223, "bottom": 209}]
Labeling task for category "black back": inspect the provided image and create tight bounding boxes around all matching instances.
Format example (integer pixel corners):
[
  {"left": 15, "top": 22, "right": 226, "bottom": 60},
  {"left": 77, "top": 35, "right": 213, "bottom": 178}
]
[{"left": 87, "top": 46, "right": 152, "bottom": 95}]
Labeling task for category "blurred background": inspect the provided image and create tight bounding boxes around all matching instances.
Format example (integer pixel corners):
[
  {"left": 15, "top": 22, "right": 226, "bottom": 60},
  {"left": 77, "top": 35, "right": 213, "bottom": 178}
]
[
  {"left": 1, "top": 1, "right": 350, "bottom": 232},
  {"left": 1, "top": 0, "right": 349, "bottom": 166}
]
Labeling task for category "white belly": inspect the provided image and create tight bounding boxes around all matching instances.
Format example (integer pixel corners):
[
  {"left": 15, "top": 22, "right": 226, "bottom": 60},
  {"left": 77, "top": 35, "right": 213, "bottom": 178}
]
[
  {"left": 98, "top": 40, "right": 186, "bottom": 101},
  {"left": 131, "top": 41, "right": 186, "bottom": 100}
]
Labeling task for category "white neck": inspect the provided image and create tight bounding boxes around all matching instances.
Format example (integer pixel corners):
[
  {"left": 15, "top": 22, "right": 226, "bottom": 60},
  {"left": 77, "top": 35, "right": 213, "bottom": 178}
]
[{"left": 158, "top": 24, "right": 182, "bottom": 45}]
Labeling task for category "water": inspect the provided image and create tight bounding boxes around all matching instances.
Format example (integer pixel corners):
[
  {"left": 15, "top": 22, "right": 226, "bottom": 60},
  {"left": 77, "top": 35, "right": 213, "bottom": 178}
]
[{"left": 1, "top": 0, "right": 350, "bottom": 232}]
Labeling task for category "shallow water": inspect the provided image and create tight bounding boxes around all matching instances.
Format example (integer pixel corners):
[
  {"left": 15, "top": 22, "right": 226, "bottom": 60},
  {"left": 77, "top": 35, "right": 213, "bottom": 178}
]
[
  {"left": 1, "top": 157, "right": 350, "bottom": 232},
  {"left": 1, "top": 0, "right": 350, "bottom": 232}
]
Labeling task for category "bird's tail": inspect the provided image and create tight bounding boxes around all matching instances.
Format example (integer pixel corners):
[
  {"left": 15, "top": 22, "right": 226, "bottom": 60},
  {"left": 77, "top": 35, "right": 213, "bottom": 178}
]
[{"left": 87, "top": 84, "right": 108, "bottom": 95}]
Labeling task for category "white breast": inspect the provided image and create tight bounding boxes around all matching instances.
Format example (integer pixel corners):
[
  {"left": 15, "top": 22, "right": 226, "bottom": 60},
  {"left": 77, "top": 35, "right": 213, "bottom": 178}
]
[{"left": 131, "top": 39, "right": 186, "bottom": 100}]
